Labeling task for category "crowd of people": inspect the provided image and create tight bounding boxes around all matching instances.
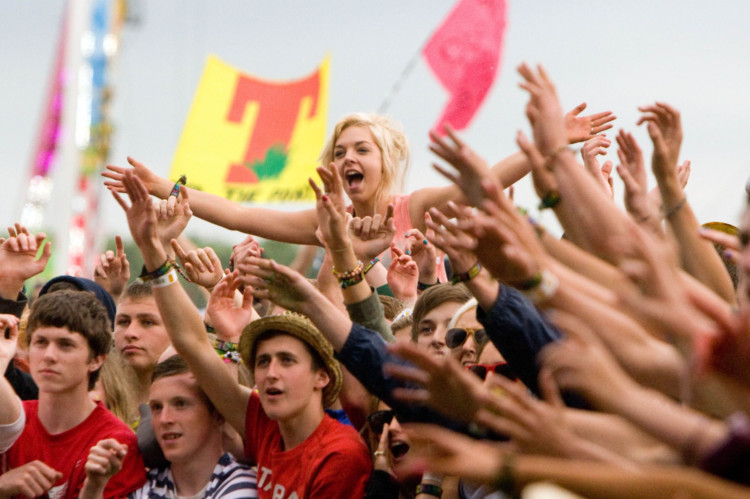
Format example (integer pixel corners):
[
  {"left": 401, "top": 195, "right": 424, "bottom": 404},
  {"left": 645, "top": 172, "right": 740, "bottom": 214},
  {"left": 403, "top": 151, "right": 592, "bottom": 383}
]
[{"left": 1, "top": 63, "right": 749, "bottom": 498}]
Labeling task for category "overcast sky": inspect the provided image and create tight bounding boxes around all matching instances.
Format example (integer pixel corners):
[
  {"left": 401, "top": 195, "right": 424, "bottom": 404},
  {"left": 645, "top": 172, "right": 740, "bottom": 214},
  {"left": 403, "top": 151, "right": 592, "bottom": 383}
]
[{"left": 2, "top": 0, "right": 749, "bottom": 250}]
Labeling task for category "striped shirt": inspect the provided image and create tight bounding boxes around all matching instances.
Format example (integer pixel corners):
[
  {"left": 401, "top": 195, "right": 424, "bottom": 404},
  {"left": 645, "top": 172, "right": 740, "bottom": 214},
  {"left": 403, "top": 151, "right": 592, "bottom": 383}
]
[{"left": 129, "top": 453, "right": 258, "bottom": 498}]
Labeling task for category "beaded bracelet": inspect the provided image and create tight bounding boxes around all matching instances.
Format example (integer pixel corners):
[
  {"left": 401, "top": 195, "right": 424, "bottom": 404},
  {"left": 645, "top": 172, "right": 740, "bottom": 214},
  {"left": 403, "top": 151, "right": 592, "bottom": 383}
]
[
  {"left": 451, "top": 262, "right": 482, "bottom": 285},
  {"left": 138, "top": 259, "right": 173, "bottom": 283},
  {"left": 151, "top": 269, "right": 179, "bottom": 288},
  {"left": 415, "top": 483, "right": 442, "bottom": 497},
  {"left": 332, "top": 260, "right": 364, "bottom": 280}
]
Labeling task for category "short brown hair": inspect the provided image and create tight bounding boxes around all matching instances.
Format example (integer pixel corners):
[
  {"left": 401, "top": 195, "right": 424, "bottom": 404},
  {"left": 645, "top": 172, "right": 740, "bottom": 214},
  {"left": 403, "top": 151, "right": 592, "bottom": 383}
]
[
  {"left": 410, "top": 283, "right": 472, "bottom": 342},
  {"left": 152, "top": 354, "right": 216, "bottom": 413},
  {"left": 121, "top": 280, "right": 154, "bottom": 300},
  {"left": 27, "top": 290, "right": 112, "bottom": 390}
]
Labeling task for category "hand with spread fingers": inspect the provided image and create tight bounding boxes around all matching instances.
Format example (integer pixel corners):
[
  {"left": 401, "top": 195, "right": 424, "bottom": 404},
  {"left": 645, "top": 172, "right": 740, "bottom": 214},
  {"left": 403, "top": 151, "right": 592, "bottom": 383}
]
[
  {"left": 237, "top": 256, "right": 318, "bottom": 315},
  {"left": 517, "top": 63, "right": 569, "bottom": 157},
  {"left": 103, "top": 156, "right": 161, "bottom": 196},
  {"left": 0, "top": 225, "right": 52, "bottom": 299},
  {"left": 615, "top": 130, "right": 658, "bottom": 226},
  {"left": 111, "top": 171, "right": 162, "bottom": 252},
  {"left": 564, "top": 102, "right": 616, "bottom": 144},
  {"left": 429, "top": 124, "right": 495, "bottom": 208},
  {"left": 94, "top": 235, "right": 131, "bottom": 301},
  {"left": 384, "top": 340, "right": 490, "bottom": 424}
]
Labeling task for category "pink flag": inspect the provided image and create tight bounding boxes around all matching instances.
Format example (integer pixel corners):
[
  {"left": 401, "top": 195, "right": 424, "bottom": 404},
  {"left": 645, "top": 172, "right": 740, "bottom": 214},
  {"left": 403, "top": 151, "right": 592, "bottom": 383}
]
[{"left": 423, "top": 0, "right": 507, "bottom": 133}]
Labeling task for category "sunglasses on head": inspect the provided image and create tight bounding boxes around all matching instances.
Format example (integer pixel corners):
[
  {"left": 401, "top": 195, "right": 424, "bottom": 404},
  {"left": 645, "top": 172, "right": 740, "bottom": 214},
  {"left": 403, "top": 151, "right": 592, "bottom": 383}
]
[
  {"left": 445, "top": 327, "right": 489, "bottom": 349},
  {"left": 367, "top": 410, "right": 394, "bottom": 435},
  {"left": 467, "top": 362, "right": 517, "bottom": 381}
]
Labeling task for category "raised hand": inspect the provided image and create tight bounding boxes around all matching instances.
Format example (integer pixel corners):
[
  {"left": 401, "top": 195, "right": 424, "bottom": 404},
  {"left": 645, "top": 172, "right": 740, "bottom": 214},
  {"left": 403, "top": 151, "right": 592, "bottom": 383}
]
[
  {"left": 581, "top": 135, "right": 614, "bottom": 197},
  {"left": 155, "top": 187, "right": 192, "bottom": 251},
  {"left": 429, "top": 124, "right": 494, "bottom": 207},
  {"left": 387, "top": 245, "right": 419, "bottom": 302},
  {"left": 205, "top": 270, "right": 254, "bottom": 343},
  {"left": 615, "top": 130, "right": 656, "bottom": 224},
  {"left": 518, "top": 63, "right": 568, "bottom": 157},
  {"left": 637, "top": 102, "right": 682, "bottom": 178},
  {"left": 103, "top": 156, "right": 160, "bottom": 195},
  {"left": 425, "top": 205, "right": 478, "bottom": 276},
  {"left": 94, "top": 235, "right": 131, "bottom": 300},
  {"left": 403, "top": 227, "right": 438, "bottom": 285},
  {"left": 171, "top": 240, "right": 224, "bottom": 290},
  {"left": 111, "top": 171, "right": 160, "bottom": 251},
  {"left": 564, "top": 102, "right": 616, "bottom": 144},
  {"left": 348, "top": 205, "right": 396, "bottom": 261},
  {"left": 0, "top": 227, "right": 52, "bottom": 299},
  {"left": 231, "top": 235, "right": 263, "bottom": 273},
  {"left": 237, "top": 256, "right": 318, "bottom": 315},
  {"left": 309, "top": 166, "right": 349, "bottom": 252}
]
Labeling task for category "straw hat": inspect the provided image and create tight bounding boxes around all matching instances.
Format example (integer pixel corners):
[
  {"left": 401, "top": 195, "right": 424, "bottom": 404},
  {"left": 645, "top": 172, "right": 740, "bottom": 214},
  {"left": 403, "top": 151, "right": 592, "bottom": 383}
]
[{"left": 239, "top": 312, "right": 342, "bottom": 408}]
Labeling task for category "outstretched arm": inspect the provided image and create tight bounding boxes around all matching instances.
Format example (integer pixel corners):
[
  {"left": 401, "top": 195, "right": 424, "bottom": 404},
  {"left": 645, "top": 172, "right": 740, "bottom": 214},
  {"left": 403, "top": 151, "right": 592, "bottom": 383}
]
[
  {"left": 113, "top": 172, "right": 250, "bottom": 438},
  {"left": 104, "top": 157, "right": 321, "bottom": 244}
]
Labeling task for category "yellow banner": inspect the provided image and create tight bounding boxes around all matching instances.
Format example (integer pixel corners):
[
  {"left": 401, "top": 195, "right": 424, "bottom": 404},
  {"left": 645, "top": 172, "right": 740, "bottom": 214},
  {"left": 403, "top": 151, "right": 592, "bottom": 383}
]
[{"left": 171, "top": 55, "right": 329, "bottom": 202}]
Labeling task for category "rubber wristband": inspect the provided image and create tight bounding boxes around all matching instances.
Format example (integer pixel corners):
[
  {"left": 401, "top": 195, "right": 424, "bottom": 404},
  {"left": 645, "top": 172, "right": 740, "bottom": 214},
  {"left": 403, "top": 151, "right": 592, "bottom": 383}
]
[
  {"left": 415, "top": 483, "right": 442, "bottom": 497},
  {"left": 169, "top": 174, "right": 187, "bottom": 197},
  {"left": 363, "top": 257, "right": 380, "bottom": 274}
]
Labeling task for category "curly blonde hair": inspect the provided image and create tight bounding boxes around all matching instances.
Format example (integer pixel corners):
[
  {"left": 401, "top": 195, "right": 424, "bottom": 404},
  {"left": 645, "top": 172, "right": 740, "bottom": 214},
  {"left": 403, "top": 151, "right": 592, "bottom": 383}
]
[{"left": 319, "top": 113, "right": 410, "bottom": 204}]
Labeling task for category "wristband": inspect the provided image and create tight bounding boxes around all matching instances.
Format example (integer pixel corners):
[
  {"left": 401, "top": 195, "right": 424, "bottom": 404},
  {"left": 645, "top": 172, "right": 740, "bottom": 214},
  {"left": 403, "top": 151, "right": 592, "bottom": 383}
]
[
  {"left": 213, "top": 339, "right": 238, "bottom": 353},
  {"left": 363, "top": 257, "right": 380, "bottom": 274},
  {"left": 415, "top": 483, "right": 442, "bottom": 497},
  {"left": 520, "top": 269, "right": 559, "bottom": 305},
  {"left": 450, "top": 262, "right": 482, "bottom": 285},
  {"left": 221, "top": 351, "right": 242, "bottom": 364},
  {"left": 169, "top": 174, "right": 187, "bottom": 197},
  {"left": 664, "top": 195, "right": 687, "bottom": 218},
  {"left": 492, "top": 451, "right": 517, "bottom": 495},
  {"left": 150, "top": 269, "right": 179, "bottom": 288},
  {"left": 538, "top": 190, "right": 561, "bottom": 210},
  {"left": 339, "top": 272, "right": 365, "bottom": 289},
  {"left": 417, "top": 280, "right": 439, "bottom": 292},
  {"left": 138, "top": 259, "right": 173, "bottom": 283}
]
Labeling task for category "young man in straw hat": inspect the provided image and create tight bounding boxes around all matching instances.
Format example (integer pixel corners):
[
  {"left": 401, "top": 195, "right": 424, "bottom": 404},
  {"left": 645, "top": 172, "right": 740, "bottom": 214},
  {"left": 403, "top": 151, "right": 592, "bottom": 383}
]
[{"left": 115, "top": 173, "right": 370, "bottom": 499}]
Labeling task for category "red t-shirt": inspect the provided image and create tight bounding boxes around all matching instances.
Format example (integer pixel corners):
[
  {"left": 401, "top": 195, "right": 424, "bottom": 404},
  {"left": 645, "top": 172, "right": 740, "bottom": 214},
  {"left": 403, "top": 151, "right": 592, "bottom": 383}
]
[
  {"left": 243, "top": 392, "right": 371, "bottom": 499},
  {"left": 4, "top": 400, "right": 146, "bottom": 499}
]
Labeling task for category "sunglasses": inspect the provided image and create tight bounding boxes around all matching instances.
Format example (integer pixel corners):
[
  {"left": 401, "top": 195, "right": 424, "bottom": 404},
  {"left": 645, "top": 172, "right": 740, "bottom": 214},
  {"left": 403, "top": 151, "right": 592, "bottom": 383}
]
[
  {"left": 467, "top": 362, "right": 517, "bottom": 381},
  {"left": 445, "top": 327, "right": 489, "bottom": 349},
  {"left": 367, "top": 410, "right": 394, "bottom": 435}
]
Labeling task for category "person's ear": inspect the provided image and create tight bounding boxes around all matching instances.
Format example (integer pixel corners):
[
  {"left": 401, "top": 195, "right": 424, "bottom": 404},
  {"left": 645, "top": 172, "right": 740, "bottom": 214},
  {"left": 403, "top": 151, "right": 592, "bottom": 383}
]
[
  {"left": 314, "top": 368, "right": 330, "bottom": 391},
  {"left": 88, "top": 353, "right": 106, "bottom": 373}
]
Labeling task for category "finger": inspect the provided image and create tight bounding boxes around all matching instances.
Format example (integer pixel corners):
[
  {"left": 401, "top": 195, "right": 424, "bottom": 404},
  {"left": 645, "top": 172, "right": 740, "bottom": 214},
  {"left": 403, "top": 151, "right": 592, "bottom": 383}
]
[
  {"left": 568, "top": 102, "right": 587, "bottom": 117},
  {"left": 378, "top": 421, "right": 390, "bottom": 450},
  {"left": 115, "top": 235, "right": 125, "bottom": 256},
  {"left": 111, "top": 190, "right": 130, "bottom": 212},
  {"left": 382, "top": 362, "right": 430, "bottom": 386},
  {"left": 538, "top": 366, "right": 564, "bottom": 409},
  {"left": 166, "top": 195, "right": 177, "bottom": 218},
  {"left": 308, "top": 177, "right": 323, "bottom": 200},
  {"left": 360, "top": 217, "right": 373, "bottom": 238},
  {"left": 170, "top": 239, "right": 189, "bottom": 264},
  {"left": 196, "top": 249, "right": 215, "bottom": 273}
]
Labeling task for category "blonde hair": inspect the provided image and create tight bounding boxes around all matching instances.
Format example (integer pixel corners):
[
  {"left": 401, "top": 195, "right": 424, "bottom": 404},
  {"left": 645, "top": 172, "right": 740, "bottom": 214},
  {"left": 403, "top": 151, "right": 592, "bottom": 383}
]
[
  {"left": 96, "top": 351, "right": 138, "bottom": 425},
  {"left": 319, "top": 113, "right": 409, "bottom": 203}
]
